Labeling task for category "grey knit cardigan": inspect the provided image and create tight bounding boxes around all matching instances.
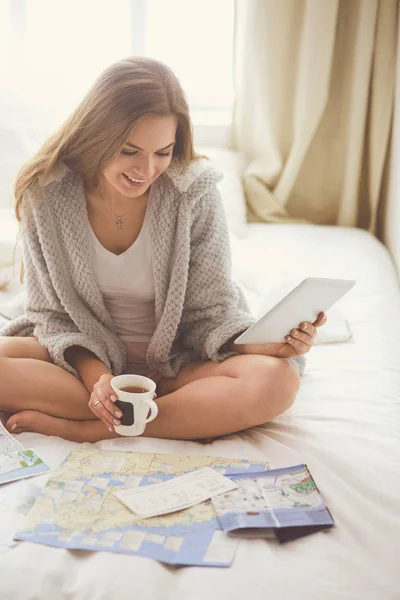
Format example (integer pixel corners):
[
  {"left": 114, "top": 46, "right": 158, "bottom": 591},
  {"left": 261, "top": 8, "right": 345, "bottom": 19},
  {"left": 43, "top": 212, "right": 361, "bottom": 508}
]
[{"left": 1, "top": 159, "right": 304, "bottom": 379}]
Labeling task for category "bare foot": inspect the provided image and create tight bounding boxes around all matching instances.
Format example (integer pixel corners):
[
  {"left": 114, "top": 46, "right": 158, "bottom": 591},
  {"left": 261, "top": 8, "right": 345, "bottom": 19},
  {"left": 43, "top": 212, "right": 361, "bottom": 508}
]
[{"left": 6, "top": 410, "right": 116, "bottom": 443}]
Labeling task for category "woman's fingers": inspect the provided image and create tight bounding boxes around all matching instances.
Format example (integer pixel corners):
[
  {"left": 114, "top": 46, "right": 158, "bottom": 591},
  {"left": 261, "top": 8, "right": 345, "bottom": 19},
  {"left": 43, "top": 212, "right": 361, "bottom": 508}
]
[
  {"left": 297, "top": 321, "right": 317, "bottom": 339},
  {"left": 99, "top": 387, "right": 123, "bottom": 423},
  {"left": 285, "top": 319, "right": 322, "bottom": 354},
  {"left": 285, "top": 334, "right": 310, "bottom": 355},
  {"left": 97, "top": 407, "right": 115, "bottom": 430},
  {"left": 90, "top": 396, "right": 115, "bottom": 429},
  {"left": 285, "top": 312, "right": 327, "bottom": 355},
  {"left": 284, "top": 312, "right": 328, "bottom": 355},
  {"left": 89, "top": 388, "right": 122, "bottom": 430},
  {"left": 89, "top": 400, "right": 112, "bottom": 431},
  {"left": 100, "top": 402, "right": 120, "bottom": 427},
  {"left": 286, "top": 328, "right": 313, "bottom": 347},
  {"left": 313, "top": 312, "right": 327, "bottom": 327}
]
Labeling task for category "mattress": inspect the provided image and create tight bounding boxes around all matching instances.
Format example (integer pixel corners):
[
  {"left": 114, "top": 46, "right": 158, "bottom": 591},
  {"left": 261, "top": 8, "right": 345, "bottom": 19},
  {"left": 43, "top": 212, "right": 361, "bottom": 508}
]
[{"left": 0, "top": 223, "right": 399, "bottom": 600}]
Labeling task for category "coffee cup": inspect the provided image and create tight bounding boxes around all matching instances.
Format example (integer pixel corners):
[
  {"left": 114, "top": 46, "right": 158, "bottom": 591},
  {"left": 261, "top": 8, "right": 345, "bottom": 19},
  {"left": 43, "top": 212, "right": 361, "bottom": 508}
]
[{"left": 110, "top": 374, "right": 158, "bottom": 436}]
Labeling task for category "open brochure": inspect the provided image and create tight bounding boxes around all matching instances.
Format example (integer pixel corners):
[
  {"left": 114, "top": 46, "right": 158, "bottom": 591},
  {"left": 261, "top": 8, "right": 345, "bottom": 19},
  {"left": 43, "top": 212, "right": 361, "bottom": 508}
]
[
  {"left": 211, "top": 464, "right": 334, "bottom": 543},
  {"left": 0, "top": 421, "right": 50, "bottom": 484}
]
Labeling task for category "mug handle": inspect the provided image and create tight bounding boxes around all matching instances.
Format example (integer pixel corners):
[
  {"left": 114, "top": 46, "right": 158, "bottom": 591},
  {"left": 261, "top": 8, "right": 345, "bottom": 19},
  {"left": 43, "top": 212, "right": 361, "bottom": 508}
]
[{"left": 144, "top": 398, "right": 158, "bottom": 423}]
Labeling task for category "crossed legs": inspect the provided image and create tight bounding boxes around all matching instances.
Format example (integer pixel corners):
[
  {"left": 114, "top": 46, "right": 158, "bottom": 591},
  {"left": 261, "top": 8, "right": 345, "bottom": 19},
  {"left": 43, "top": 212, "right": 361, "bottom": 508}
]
[{"left": 0, "top": 337, "right": 300, "bottom": 442}]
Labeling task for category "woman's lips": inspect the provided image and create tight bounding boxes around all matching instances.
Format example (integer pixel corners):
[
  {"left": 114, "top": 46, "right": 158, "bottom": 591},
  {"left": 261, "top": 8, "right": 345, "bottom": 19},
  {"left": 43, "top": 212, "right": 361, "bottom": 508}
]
[
  {"left": 122, "top": 173, "right": 147, "bottom": 187},
  {"left": 123, "top": 173, "right": 147, "bottom": 182}
]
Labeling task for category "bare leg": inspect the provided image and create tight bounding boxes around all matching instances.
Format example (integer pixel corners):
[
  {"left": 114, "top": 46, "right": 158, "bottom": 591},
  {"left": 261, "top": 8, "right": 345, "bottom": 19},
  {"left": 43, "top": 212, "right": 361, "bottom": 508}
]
[
  {"left": 5, "top": 354, "right": 300, "bottom": 442},
  {"left": 0, "top": 356, "right": 94, "bottom": 420},
  {"left": 0, "top": 337, "right": 93, "bottom": 420}
]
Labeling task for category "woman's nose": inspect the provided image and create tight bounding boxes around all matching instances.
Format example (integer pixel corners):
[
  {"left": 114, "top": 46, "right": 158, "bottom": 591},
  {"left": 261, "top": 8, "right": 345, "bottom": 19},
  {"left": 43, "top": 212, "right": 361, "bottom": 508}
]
[{"left": 133, "top": 156, "right": 153, "bottom": 178}]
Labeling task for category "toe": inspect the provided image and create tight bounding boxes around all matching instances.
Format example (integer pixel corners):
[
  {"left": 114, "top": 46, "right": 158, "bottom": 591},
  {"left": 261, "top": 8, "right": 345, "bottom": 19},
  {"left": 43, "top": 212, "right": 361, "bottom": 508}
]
[
  {"left": 6, "top": 410, "right": 36, "bottom": 434},
  {"left": 6, "top": 414, "right": 21, "bottom": 433}
]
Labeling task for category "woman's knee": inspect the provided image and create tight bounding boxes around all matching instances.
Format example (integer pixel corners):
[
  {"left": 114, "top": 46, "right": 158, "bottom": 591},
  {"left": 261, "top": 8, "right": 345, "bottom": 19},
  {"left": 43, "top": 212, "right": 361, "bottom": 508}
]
[
  {"left": 243, "top": 356, "right": 300, "bottom": 424},
  {"left": 0, "top": 337, "right": 18, "bottom": 358},
  {"left": 0, "top": 337, "right": 51, "bottom": 362},
  {"left": 271, "top": 358, "right": 300, "bottom": 404}
]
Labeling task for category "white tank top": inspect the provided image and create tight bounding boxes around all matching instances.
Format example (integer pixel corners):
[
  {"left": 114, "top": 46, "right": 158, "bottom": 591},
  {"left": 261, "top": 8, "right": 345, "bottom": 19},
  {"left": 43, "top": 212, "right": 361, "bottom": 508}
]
[{"left": 88, "top": 202, "right": 156, "bottom": 346}]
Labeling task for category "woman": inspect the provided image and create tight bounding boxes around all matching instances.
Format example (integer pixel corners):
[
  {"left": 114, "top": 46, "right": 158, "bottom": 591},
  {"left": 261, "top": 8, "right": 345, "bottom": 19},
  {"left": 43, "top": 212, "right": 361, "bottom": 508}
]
[{"left": 0, "top": 57, "right": 326, "bottom": 443}]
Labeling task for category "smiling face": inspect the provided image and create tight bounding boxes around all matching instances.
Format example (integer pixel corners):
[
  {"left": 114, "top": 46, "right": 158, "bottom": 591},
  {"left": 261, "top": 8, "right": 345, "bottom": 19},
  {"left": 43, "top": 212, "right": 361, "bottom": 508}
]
[{"left": 101, "top": 114, "right": 177, "bottom": 200}]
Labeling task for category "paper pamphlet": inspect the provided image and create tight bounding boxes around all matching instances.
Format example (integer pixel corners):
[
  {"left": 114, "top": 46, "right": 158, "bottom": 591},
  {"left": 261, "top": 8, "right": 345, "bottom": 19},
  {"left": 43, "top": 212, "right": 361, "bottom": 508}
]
[
  {"left": 0, "top": 421, "right": 50, "bottom": 484},
  {"left": 0, "top": 420, "right": 23, "bottom": 453},
  {"left": 211, "top": 464, "right": 334, "bottom": 541},
  {"left": 114, "top": 466, "right": 238, "bottom": 518}
]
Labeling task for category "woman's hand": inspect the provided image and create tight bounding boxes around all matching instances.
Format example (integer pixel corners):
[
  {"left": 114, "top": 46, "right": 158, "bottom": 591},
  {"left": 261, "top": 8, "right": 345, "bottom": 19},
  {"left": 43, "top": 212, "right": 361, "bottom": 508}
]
[
  {"left": 88, "top": 373, "right": 122, "bottom": 432},
  {"left": 234, "top": 312, "right": 327, "bottom": 359},
  {"left": 88, "top": 374, "right": 158, "bottom": 431}
]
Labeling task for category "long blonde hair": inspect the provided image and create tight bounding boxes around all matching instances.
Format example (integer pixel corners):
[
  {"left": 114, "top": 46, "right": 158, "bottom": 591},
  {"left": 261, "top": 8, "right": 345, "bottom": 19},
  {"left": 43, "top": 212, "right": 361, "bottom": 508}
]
[{"left": 14, "top": 56, "right": 197, "bottom": 222}]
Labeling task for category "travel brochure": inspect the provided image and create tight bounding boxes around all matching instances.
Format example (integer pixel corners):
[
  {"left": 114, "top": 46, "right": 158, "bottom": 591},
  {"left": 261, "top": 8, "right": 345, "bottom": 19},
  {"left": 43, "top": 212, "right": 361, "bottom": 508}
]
[
  {"left": 212, "top": 464, "right": 334, "bottom": 543},
  {"left": 13, "top": 449, "right": 334, "bottom": 566},
  {"left": 0, "top": 423, "right": 334, "bottom": 566},
  {"left": 0, "top": 421, "right": 50, "bottom": 485}
]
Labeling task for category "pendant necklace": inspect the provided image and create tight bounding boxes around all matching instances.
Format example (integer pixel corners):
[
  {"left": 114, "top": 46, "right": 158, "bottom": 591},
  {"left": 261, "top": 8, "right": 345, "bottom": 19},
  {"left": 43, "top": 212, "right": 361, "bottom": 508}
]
[{"left": 97, "top": 186, "right": 133, "bottom": 231}]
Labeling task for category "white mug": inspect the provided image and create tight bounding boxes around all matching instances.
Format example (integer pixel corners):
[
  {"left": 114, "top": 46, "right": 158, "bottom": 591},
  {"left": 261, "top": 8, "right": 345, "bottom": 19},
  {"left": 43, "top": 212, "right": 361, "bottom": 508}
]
[{"left": 110, "top": 374, "right": 158, "bottom": 436}]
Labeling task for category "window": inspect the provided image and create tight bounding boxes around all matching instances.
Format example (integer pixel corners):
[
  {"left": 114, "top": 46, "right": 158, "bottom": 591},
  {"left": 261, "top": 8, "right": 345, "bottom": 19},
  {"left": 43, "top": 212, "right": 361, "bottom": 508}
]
[
  {"left": 145, "top": 0, "right": 235, "bottom": 113},
  {"left": 0, "top": 0, "right": 235, "bottom": 144}
]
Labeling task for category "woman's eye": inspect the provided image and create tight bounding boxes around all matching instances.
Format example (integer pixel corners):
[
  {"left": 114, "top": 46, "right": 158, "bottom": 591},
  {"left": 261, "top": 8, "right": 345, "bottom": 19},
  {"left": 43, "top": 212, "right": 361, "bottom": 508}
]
[{"left": 121, "top": 150, "right": 171, "bottom": 157}]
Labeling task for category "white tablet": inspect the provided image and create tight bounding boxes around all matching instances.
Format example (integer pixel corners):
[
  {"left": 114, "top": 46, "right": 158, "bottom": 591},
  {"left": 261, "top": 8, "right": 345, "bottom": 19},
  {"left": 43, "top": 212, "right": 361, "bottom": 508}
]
[{"left": 234, "top": 277, "right": 355, "bottom": 345}]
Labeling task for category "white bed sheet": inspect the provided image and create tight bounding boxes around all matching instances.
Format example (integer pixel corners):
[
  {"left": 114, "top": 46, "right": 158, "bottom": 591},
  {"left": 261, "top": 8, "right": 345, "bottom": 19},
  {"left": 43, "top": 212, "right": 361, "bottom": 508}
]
[{"left": 0, "top": 224, "right": 399, "bottom": 600}]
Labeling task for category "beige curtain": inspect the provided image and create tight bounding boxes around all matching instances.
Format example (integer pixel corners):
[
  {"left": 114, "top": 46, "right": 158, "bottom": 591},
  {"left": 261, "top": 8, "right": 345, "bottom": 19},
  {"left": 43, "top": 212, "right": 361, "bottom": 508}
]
[{"left": 231, "top": 0, "right": 398, "bottom": 232}]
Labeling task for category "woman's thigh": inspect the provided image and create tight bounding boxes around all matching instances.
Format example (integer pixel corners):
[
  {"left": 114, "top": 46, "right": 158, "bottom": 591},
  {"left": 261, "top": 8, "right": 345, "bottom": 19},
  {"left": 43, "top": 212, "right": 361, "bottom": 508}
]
[
  {"left": 157, "top": 354, "right": 283, "bottom": 396},
  {"left": 0, "top": 336, "right": 51, "bottom": 362}
]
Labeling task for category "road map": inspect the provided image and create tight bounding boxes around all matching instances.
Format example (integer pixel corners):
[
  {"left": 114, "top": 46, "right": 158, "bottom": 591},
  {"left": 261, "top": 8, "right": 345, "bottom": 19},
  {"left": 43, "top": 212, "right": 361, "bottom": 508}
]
[
  {"left": 15, "top": 448, "right": 269, "bottom": 566},
  {"left": 0, "top": 421, "right": 50, "bottom": 485},
  {"left": 0, "top": 421, "right": 50, "bottom": 548},
  {"left": 212, "top": 464, "right": 334, "bottom": 535}
]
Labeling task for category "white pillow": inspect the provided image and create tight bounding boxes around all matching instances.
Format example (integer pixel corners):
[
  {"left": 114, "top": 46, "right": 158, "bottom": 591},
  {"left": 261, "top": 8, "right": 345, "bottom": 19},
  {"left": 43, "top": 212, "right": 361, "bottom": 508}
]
[{"left": 196, "top": 147, "right": 248, "bottom": 238}]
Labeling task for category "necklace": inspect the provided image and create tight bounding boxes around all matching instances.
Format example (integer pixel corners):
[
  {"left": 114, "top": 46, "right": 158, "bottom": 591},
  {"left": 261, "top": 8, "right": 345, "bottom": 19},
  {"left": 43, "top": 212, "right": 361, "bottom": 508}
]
[{"left": 96, "top": 186, "right": 132, "bottom": 231}]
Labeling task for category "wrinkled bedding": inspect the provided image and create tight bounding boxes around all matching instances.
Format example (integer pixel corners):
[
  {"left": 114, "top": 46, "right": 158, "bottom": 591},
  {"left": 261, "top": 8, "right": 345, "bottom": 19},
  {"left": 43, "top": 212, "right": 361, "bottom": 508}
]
[{"left": 0, "top": 223, "right": 399, "bottom": 600}]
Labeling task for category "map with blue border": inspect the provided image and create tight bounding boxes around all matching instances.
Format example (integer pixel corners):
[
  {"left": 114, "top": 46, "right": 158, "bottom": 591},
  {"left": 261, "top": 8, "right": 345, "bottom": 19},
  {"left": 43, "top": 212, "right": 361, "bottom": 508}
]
[{"left": 15, "top": 449, "right": 269, "bottom": 566}]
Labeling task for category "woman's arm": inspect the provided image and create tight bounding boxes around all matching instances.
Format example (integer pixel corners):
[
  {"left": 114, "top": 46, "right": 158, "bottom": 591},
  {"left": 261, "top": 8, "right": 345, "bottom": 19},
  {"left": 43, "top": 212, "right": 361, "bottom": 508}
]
[
  {"left": 64, "top": 346, "right": 111, "bottom": 393},
  {"left": 18, "top": 189, "right": 121, "bottom": 378},
  {"left": 179, "top": 185, "right": 254, "bottom": 362},
  {"left": 178, "top": 183, "right": 315, "bottom": 375},
  {"left": 65, "top": 346, "right": 126, "bottom": 431}
]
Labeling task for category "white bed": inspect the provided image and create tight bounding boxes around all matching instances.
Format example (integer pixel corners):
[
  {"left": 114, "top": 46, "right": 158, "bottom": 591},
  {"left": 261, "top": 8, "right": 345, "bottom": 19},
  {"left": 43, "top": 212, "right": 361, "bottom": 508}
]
[{"left": 0, "top": 208, "right": 399, "bottom": 599}]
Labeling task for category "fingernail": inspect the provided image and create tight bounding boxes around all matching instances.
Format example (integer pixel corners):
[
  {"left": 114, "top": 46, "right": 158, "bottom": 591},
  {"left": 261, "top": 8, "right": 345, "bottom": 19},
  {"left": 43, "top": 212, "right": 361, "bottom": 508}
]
[
  {"left": 302, "top": 323, "right": 308, "bottom": 330},
  {"left": 291, "top": 330, "right": 297, "bottom": 336},
  {"left": 113, "top": 419, "right": 120, "bottom": 426},
  {"left": 115, "top": 411, "right": 122, "bottom": 418},
  {"left": 110, "top": 395, "right": 117, "bottom": 402},
  {"left": 286, "top": 336, "right": 292, "bottom": 342},
  {"left": 11, "top": 423, "right": 17, "bottom": 431}
]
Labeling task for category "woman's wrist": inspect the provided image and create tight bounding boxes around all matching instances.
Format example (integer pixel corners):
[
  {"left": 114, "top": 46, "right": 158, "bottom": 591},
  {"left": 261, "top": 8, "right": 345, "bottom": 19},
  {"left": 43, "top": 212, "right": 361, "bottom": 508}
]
[
  {"left": 220, "top": 334, "right": 243, "bottom": 354},
  {"left": 224, "top": 339, "right": 279, "bottom": 357}
]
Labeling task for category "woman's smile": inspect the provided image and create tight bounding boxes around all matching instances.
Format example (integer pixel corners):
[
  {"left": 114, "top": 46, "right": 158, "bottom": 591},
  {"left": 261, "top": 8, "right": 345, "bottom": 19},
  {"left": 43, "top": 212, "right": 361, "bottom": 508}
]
[{"left": 121, "top": 173, "right": 148, "bottom": 187}]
